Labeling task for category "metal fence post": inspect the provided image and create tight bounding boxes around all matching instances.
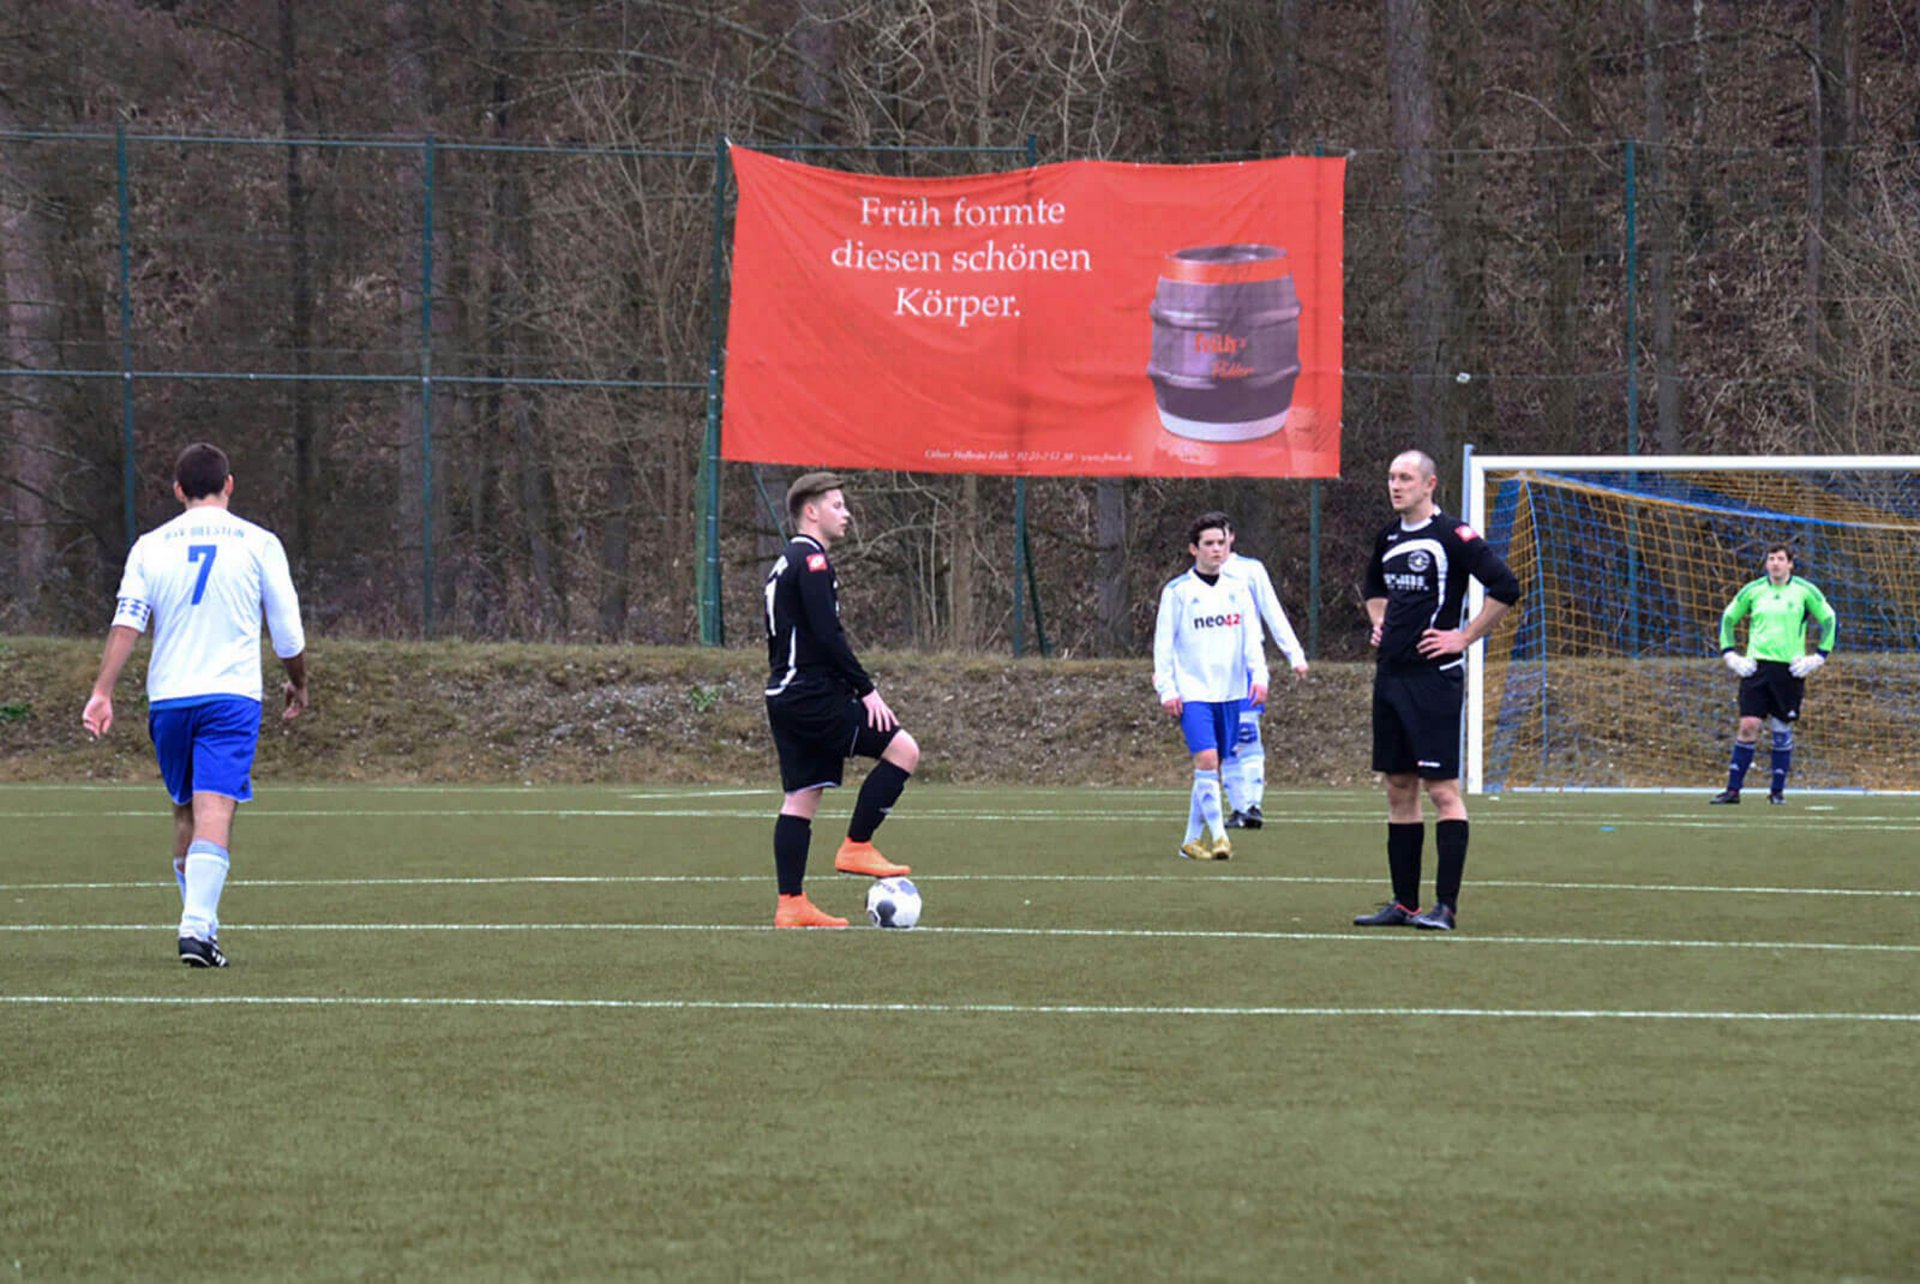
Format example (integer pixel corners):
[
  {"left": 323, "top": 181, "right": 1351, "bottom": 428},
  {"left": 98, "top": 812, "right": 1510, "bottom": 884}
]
[
  {"left": 1308, "top": 479, "right": 1322, "bottom": 658},
  {"left": 419, "top": 134, "right": 437, "bottom": 637},
  {"left": 1308, "top": 138, "right": 1326, "bottom": 659},
  {"left": 1010, "top": 133, "right": 1040, "bottom": 658},
  {"left": 1623, "top": 139, "right": 1643, "bottom": 651},
  {"left": 699, "top": 135, "right": 729, "bottom": 646},
  {"left": 116, "top": 126, "right": 136, "bottom": 550}
]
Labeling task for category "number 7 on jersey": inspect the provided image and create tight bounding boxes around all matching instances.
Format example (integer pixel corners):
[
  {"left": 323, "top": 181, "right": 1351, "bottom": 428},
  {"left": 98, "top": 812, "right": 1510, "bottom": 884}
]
[{"left": 187, "top": 544, "right": 218, "bottom": 605}]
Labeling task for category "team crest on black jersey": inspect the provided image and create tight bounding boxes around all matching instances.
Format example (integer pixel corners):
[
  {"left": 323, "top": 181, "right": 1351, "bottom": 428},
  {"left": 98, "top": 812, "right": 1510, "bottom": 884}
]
[{"left": 1407, "top": 551, "right": 1431, "bottom": 572}]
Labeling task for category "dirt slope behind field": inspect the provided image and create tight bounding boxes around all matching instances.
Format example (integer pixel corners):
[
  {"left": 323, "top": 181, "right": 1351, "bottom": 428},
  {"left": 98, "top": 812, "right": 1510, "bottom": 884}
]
[{"left": 0, "top": 638, "right": 1376, "bottom": 788}]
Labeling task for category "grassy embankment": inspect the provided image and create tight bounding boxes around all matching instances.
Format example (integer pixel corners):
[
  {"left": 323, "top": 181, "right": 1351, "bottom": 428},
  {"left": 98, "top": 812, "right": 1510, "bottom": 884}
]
[{"left": 0, "top": 636, "right": 1376, "bottom": 788}]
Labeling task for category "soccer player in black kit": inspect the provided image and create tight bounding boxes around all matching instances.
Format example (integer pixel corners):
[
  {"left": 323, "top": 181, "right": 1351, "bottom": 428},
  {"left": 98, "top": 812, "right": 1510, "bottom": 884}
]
[
  {"left": 1354, "top": 450, "right": 1521, "bottom": 932},
  {"left": 763, "top": 472, "right": 921, "bottom": 928}
]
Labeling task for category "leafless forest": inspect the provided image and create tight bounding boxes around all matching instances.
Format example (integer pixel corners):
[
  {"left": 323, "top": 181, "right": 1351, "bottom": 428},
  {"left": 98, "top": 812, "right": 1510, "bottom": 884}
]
[{"left": 2, "top": 0, "right": 1915, "bottom": 657}]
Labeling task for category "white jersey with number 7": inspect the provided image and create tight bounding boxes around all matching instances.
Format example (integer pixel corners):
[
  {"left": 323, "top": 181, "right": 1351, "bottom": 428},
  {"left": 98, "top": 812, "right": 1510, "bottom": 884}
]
[{"left": 111, "top": 509, "right": 306, "bottom": 705}]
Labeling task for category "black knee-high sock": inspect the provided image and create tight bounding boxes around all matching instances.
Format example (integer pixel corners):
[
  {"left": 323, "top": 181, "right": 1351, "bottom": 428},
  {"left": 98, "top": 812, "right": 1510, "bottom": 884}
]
[
  {"left": 1435, "top": 818, "right": 1469, "bottom": 909},
  {"left": 774, "top": 814, "right": 811, "bottom": 896},
  {"left": 848, "top": 761, "right": 912, "bottom": 843},
  {"left": 1388, "top": 822, "right": 1424, "bottom": 908}
]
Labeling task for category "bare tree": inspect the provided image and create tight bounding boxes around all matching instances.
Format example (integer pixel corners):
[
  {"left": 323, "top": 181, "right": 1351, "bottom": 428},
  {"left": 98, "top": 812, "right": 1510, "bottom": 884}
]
[
  {"left": 0, "top": 103, "right": 59, "bottom": 623},
  {"left": 1643, "top": 0, "right": 1681, "bottom": 452},
  {"left": 1807, "top": 0, "right": 1859, "bottom": 441},
  {"left": 1385, "top": 0, "right": 1449, "bottom": 462},
  {"left": 280, "top": 0, "right": 320, "bottom": 562}
]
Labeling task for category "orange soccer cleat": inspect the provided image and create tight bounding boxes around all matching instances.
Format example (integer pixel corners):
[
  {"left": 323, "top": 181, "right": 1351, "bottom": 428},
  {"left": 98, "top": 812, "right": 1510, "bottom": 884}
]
[
  {"left": 832, "top": 840, "right": 911, "bottom": 879},
  {"left": 774, "top": 893, "right": 849, "bottom": 929}
]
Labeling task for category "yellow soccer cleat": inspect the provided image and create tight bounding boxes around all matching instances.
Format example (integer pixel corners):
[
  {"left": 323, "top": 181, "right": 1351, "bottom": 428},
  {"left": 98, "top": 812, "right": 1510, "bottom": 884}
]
[
  {"left": 1211, "top": 832, "right": 1233, "bottom": 860},
  {"left": 1180, "top": 838, "right": 1218, "bottom": 861}
]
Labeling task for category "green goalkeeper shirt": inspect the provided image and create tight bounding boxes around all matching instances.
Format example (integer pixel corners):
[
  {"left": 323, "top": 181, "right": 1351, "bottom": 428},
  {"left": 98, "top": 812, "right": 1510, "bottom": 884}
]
[{"left": 1718, "top": 576, "right": 1837, "bottom": 661}]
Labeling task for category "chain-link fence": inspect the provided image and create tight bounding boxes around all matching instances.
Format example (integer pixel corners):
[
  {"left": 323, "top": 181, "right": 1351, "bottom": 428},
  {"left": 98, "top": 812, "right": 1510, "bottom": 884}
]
[{"left": 5, "top": 128, "right": 1915, "bottom": 658}]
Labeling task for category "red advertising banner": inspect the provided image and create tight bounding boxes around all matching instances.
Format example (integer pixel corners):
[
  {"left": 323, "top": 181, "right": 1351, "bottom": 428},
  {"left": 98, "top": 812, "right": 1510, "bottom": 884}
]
[{"left": 721, "top": 146, "right": 1344, "bottom": 478}]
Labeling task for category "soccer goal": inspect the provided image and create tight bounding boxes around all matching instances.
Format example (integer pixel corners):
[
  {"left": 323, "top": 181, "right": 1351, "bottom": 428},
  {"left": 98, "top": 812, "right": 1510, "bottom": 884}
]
[{"left": 1462, "top": 450, "right": 1920, "bottom": 793}]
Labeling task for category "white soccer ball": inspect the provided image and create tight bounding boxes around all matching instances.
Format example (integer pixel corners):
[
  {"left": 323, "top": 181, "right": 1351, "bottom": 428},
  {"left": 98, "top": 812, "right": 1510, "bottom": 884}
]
[{"left": 865, "top": 877, "right": 922, "bottom": 929}]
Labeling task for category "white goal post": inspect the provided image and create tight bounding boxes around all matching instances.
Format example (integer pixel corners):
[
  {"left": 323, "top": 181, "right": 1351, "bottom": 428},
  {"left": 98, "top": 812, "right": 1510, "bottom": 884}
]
[{"left": 1461, "top": 449, "right": 1920, "bottom": 794}]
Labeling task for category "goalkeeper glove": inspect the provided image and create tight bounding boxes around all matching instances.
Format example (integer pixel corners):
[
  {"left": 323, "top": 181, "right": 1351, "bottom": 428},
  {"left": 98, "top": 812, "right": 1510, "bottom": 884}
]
[
  {"left": 1723, "top": 650, "right": 1757, "bottom": 678},
  {"left": 1789, "top": 653, "right": 1827, "bottom": 679}
]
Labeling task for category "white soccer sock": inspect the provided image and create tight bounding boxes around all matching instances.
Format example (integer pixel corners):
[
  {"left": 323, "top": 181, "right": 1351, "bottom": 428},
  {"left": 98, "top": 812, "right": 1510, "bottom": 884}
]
[
  {"left": 1185, "top": 778, "right": 1207, "bottom": 842},
  {"left": 179, "top": 840, "right": 229, "bottom": 942},
  {"left": 1220, "top": 752, "right": 1250, "bottom": 813},
  {"left": 1195, "top": 772, "right": 1225, "bottom": 839},
  {"left": 173, "top": 854, "right": 187, "bottom": 902},
  {"left": 1246, "top": 746, "right": 1268, "bottom": 809}
]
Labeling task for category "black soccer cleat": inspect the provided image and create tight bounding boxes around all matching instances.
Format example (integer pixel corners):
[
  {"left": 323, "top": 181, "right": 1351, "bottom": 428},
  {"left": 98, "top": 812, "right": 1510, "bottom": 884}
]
[
  {"left": 1709, "top": 789, "right": 1741, "bottom": 805},
  {"left": 1768, "top": 793, "right": 1785, "bottom": 805},
  {"left": 1410, "top": 903, "right": 1457, "bottom": 931},
  {"left": 178, "top": 936, "right": 228, "bottom": 968},
  {"left": 1224, "top": 810, "right": 1248, "bottom": 830},
  {"left": 1353, "top": 902, "right": 1418, "bottom": 927},
  {"left": 1242, "top": 805, "right": 1264, "bottom": 830}
]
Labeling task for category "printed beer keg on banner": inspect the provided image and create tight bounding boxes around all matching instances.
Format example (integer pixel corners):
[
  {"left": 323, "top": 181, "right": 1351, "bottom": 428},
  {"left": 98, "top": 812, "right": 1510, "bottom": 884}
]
[{"left": 1147, "top": 244, "right": 1302, "bottom": 443}]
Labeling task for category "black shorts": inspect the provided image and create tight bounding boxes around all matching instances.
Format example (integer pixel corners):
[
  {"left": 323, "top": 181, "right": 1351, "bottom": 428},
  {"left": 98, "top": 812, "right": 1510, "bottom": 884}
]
[
  {"left": 1737, "top": 660, "right": 1804, "bottom": 725},
  {"left": 1372, "top": 665, "right": 1465, "bottom": 780},
  {"left": 766, "top": 685, "right": 899, "bottom": 793}
]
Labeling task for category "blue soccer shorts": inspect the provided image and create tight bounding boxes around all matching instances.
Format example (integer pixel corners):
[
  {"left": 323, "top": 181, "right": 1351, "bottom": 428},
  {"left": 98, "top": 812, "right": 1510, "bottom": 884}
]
[
  {"left": 1179, "top": 698, "right": 1245, "bottom": 761},
  {"left": 148, "top": 696, "right": 263, "bottom": 805}
]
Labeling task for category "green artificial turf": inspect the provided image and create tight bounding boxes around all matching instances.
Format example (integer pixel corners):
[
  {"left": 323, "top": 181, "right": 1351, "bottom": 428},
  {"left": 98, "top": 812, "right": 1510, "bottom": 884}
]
[{"left": 3, "top": 784, "right": 1916, "bottom": 1280}]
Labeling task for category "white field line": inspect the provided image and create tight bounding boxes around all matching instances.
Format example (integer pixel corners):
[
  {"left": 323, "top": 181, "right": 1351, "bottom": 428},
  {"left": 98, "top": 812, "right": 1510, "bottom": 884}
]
[
  {"left": 1, "top": 993, "right": 1915, "bottom": 1022},
  {"left": 7, "top": 807, "right": 1920, "bottom": 831},
  {"left": 4, "top": 921, "right": 1918, "bottom": 954},
  {"left": 5, "top": 873, "right": 1917, "bottom": 898}
]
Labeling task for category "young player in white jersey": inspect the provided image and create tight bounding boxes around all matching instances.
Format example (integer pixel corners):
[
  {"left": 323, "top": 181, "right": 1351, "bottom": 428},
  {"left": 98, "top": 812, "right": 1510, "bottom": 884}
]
[
  {"left": 1218, "top": 523, "right": 1311, "bottom": 829},
  {"left": 81, "top": 443, "right": 309, "bottom": 967},
  {"left": 1153, "top": 512, "right": 1268, "bottom": 860}
]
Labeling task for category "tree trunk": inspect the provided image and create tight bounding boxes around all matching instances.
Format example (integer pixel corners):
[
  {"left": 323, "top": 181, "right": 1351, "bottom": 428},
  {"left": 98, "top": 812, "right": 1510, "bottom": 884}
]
[
  {"left": 1150, "top": 4, "right": 1183, "bottom": 161},
  {"left": 281, "top": 0, "right": 318, "bottom": 563},
  {"left": 793, "top": 0, "right": 837, "bottom": 143},
  {"left": 514, "top": 397, "right": 562, "bottom": 629},
  {"left": 1643, "top": 0, "right": 1681, "bottom": 452},
  {"left": 0, "top": 107, "right": 60, "bottom": 623},
  {"left": 598, "top": 440, "right": 632, "bottom": 641},
  {"left": 1094, "top": 477, "right": 1129, "bottom": 656},
  {"left": 951, "top": 473, "right": 977, "bottom": 648},
  {"left": 1808, "top": 0, "right": 1858, "bottom": 443},
  {"left": 1437, "top": 0, "right": 1492, "bottom": 455},
  {"left": 1542, "top": 0, "right": 1598, "bottom": 452},
  {"left": 1271, "top": 0, "right": 1303, "bottom": 152},
  {"left": 1385, "top": 0, "right": 1448, "bottom": 462}
]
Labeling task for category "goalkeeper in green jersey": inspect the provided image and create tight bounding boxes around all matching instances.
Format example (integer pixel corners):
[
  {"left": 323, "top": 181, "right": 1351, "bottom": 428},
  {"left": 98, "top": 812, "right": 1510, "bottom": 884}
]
[{"left": 1712, "top": 545, "right": 1837, "bottom": 805}]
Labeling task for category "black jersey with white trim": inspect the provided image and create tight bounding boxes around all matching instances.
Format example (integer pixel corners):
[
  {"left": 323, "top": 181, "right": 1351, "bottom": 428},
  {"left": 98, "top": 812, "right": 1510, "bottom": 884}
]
[
  {"left": 1364, "top": 511, "right": 1521, "bottom": 672},
  {"left": 764, "top": 535, "right": 875, "bottom": 699}
]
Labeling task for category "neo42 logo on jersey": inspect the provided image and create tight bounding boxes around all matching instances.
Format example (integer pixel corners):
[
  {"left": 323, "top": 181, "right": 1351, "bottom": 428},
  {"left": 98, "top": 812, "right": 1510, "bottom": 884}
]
[{"left": 1191, "top": 612, "right": 1243, "bottom": 629}]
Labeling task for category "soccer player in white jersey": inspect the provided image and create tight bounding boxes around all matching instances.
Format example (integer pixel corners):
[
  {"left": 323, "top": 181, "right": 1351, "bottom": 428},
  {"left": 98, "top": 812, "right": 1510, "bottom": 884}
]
[
  {"left": 1154, "top": 512, "right": 1269, "bottom": 860},
  {"left": 81, "top": 443, "right": 309, "bottom": 967},
  {"left": 1217, "top": 520, "right": 1310, "bottom": 829}
]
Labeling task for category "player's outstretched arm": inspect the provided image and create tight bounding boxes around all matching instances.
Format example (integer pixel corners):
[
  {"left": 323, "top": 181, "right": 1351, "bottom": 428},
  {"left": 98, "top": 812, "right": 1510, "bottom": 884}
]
[{"left": 82, "top": 625, "right": 141, "bottom": 739}]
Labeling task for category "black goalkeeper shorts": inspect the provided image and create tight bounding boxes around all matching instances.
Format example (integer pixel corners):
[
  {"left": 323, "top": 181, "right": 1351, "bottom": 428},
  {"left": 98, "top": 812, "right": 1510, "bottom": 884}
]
[{"left": 1737, "top": 660, "right": 1804, "bottom": 724}]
